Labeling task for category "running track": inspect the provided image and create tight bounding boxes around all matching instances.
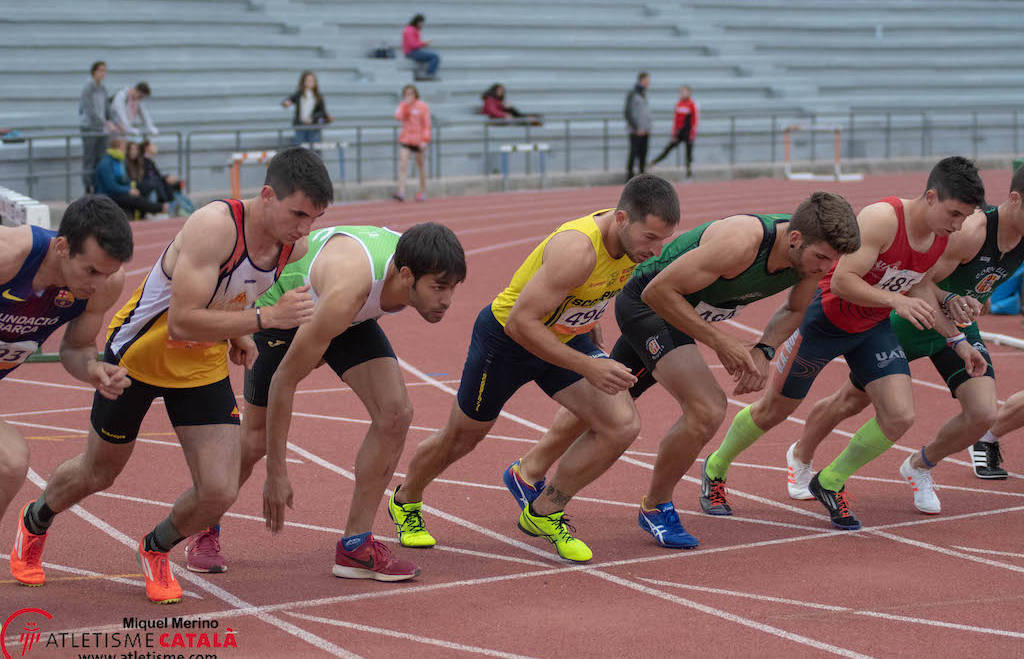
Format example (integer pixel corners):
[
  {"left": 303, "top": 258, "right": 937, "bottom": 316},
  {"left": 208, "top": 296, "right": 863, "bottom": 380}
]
[{"left": 3, "top": 170, "right": 1024, "bottom": 659}]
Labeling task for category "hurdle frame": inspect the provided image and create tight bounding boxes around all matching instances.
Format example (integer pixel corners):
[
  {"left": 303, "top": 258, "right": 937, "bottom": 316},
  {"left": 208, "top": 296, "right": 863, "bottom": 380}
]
[
  {"left": 499, "top": 142, "right": 550, "bottom": 191},
  {"left": 229, "top": 142, "right": 347, "bottom": 198},
  {"left": 783, "top": 124, "right": 863, "bottom": 182}
]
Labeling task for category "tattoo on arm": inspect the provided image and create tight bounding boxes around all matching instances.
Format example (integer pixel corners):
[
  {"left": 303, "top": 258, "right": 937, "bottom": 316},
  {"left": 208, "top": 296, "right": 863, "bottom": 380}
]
[{"left": 542, "top": 485, "right": 573, "bottom": 508}]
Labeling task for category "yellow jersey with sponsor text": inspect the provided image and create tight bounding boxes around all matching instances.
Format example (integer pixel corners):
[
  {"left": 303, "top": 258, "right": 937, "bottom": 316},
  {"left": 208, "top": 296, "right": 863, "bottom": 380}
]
[{"left": 490, "top": 210, "right": 635, "bottom": 343}]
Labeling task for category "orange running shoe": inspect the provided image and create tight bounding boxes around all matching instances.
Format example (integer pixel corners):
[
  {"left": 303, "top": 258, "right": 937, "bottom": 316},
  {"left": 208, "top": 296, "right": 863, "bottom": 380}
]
[
  {"left": 137, "top": 539, "right": 182, "bottom": 604},
  {"left": 10, "top": 502, "right": 47, "bottom": 586}
]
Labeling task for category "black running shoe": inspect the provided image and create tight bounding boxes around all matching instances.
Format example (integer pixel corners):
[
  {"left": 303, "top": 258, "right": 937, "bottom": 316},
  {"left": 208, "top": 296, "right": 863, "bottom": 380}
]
[
  {"left": 699, "top": 462, "right": 733, "bottom": 516},
  {"left": 970, "top": 441, "right": 1008, "bottom": 480},
  {"left": 808, "top": 472, "right": 860, "bottom": 530}
]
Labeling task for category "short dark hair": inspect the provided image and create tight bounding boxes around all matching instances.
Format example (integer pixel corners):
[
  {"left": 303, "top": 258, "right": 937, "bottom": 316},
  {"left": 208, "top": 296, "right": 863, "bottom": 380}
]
[
  {"left": 90, "top": 61, "right": 106, "bottom": 74},
  {"left": 59, "top": 195, "right": 133, "bottom": 262},
  {"left": 409, "top": 13, "right": 425, "bottom": 26},
  {"left": 264, "top": 146, "right": 334, "bottom": 209},
  {"left": 617, "top": 173, "right": 680, "bottom": 227},
  {"left": 134, "top": 81, "right": 151, "bottom": 96},
  {"left": 637, "top": 71, "right": 649, "bottom": 82},
  {"left": 1010, "top": 162, "right": 1024, "bottom": 196},
  {"left": 789, "top": 191, "right": 860, "bottom": 255},
  {"left": 925, "top": 156, "right": 985, "bottom": 207},
  {"left": 394, "top": 222, "right": 466, "bottom": 284}
]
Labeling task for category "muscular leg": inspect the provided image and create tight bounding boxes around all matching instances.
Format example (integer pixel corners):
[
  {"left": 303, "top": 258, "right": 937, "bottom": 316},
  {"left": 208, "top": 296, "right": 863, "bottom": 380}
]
[
  {"left": 0, "top": 421, "right": 29, "bottom": 524},
  {"left": 395, "top": 401, "right": 496, "bottom": 504},
  {"left": 989, "top": 389, "right": 1024, "bottom": 437},
  {"left": 342, "top": 358, "right": 413, "bottom": 535},
  {"left": 41, "top": 428, "right": 135, "bottom": 514},
  {"left": 518, "top": 406, "right": 588, "bottom": 484},
  {"left": 238, "top": 402, "right": 268, "bottom": 487},
  {"left": 531, "top": 381, "right": 639, "bottom": 516},
  {"left": 706, "top": 386, "right": 803, "bottom": 480},
  {"left": 793, "top": 379, "right": 870, "bottom": 464},
  {"left": 645, "top": 346, "right": 726, "bottom": 505},
  {"left": 159, "top": 424, "right": 240, "bottom": 542},
  {"left": 914, "top": 376, "right": 996, "bottom": 468}
]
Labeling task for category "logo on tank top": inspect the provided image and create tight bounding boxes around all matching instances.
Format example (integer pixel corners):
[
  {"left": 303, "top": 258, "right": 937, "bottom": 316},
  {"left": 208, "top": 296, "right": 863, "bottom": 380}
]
[{"left": 54, "top": 290, "right": 75, "bottom": 308}]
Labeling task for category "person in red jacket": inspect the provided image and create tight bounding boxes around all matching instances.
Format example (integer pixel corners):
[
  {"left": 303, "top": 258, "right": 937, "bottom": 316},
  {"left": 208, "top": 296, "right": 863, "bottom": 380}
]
[
  {"left": 651, "top": 85, "right": 698, "bottom": 177},
  {"left": 481, "top": 84, "right": 542, "bottom": 126},
  {"left": 394, "top": 85, "right": 431, "bottom": 202},
  {"left": 402, "top": 14, "right": 440, "bottom": 81}
]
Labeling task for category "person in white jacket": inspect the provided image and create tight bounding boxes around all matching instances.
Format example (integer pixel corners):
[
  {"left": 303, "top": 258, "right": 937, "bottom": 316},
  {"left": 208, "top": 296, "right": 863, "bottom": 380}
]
[{"left": 110, "top": 82, "right": 158, "bottom": 137}]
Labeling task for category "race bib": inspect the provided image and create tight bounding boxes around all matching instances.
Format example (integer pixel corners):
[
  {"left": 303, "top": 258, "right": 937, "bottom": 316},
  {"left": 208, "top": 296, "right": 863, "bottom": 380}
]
[
  {"left": 552, "top": 300, "right": 610, "bottom": 336},
  {"left": 695, "top": 301, "right": 745, "bottom": 323},
  {"left": 874, "top": 267, "right": 925, "bottom": 294},
  {"left": 0, "top": 339, "right": 40, "bottom": 370}
]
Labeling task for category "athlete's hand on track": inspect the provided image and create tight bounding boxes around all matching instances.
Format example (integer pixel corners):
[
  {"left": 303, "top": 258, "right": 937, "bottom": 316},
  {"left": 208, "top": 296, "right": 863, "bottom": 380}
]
[
  {"left": 584, "top": 358, "right": 637, "bottom": 395},
  {"left": 88, "top": 361, "right": 130, "bottom": 399},
  {"left": 954, "top": 341, "right": 988, "bottom": 378},
  {"left": 229, "top": 335, "right": 257, "bottom": 368},
  {"left": 266, "top": 285, "right": 315, "bottom": 329},
  {"left": 713, "top": 334, "right": 759, "bottom": 383},
  {"left": 733, "top": 348, "right": 769, "bottom": 395},
  {"left": 892, "top": 296, "right": 936, "bottom": 330},
  {"left": 263, "top": 473, "right": 294, "bottom": 533}
]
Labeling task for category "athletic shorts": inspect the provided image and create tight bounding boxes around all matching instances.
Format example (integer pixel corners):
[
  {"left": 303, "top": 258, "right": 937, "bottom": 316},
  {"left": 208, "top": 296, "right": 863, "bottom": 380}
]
[
  {"left": 456, "top": 305, "right": 606, "bottom": 422},
  {"left": 613, "top": 284, "right": 696, "bottom": 399},
  {"left": 873, "top": 316, "right": 993, "bottom": 397},
  {"left": 774, "top": 291, "right": 910, "bottom": 400},
  {"left": 400, "top": 143, "right": 423, "bottom": 153},
  {"left": 244, "top": 319, "right": 396, "bottom": 407},
  {"left": 91, "top": 373, "right": 239, "bottom": 444}
]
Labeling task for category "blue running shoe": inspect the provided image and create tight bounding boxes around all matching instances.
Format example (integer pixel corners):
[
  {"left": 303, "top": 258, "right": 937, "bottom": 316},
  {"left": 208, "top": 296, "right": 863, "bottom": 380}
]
[
  {"left": 502, "top": 460, "right": 545, "bottom": 510},
  {"left": 638, "top": 498, "right": 699, "bottom": 549}
]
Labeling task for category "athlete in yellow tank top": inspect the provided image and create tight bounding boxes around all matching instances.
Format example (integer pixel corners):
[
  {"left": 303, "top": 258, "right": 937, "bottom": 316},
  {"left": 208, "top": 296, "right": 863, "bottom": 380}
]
[{"left": 390, "top": 174, "right": 681, "bottom": 563}]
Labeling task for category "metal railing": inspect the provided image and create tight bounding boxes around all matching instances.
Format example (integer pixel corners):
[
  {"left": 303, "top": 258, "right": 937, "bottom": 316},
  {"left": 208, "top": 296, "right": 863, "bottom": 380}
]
[{"left": 2, "top": 107, "right": 1020, "bottom": 202}]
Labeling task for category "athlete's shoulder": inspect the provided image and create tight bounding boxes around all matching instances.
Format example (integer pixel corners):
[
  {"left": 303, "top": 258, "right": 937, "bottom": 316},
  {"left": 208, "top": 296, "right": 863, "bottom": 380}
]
[
  {"left": 702, "top": 214, "right": 764, "bottom": 249},
  {"left": 0, "top": 225, "right": 38, "bottom": 284}
]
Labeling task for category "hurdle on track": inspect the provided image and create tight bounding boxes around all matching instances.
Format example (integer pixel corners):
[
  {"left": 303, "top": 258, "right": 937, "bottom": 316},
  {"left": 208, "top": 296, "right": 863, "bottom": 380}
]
[
  {"left": 228, "top": 142, "right": 348, "bottom": 198},
  {"left": 499, "top": 142, "right": 550, "bottom": 191},
  {"left": 783, "top": 124, "right": 863, "bottom": 182}
]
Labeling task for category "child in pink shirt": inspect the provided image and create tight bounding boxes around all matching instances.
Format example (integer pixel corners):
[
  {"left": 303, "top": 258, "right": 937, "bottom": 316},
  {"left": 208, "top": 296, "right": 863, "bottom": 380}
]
[{"left": 394, "top": 85, "right": 431, "bottom": 201}]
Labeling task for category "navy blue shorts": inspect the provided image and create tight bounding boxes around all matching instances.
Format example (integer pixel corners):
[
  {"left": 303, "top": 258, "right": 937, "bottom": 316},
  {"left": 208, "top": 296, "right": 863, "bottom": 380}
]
[
  {"left": 774, "top": 292, "right": 910, "bottom": 400},
  {"left": 456, "top": 305, "right": 606, "bottom": 422}
]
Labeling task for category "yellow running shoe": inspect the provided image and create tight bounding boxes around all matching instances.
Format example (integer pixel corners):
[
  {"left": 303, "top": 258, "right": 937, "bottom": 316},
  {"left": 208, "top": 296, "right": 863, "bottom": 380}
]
[
  {"left": 387, "top": 491, "right": 436, "bottom": 548},
  {"left": 518, "top": 506, "right": 592, "bottom": 563},
  {"left": 137, "top": 539, "right": 182, "bottom": 605}
]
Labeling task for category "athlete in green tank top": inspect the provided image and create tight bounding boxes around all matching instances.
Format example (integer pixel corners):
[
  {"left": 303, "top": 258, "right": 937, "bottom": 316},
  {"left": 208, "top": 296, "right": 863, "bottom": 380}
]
[
  {"left": 789, "top": 177, "right": 1024, "bottom": 511},
  {"left": 513, "top": 193, "right": 860, "bottom": 549}
]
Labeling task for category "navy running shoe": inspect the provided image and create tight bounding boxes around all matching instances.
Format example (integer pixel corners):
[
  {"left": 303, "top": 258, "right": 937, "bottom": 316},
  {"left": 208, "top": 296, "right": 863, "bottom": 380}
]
[
  {"left": 638, "top": 499, "right": 699, "bottom": 549},
  {"left": 502, "top": 460, "right": 545, "bottom": 510},
  {"left": 808, "top": 472, "right": 861, "bottom": 530}
]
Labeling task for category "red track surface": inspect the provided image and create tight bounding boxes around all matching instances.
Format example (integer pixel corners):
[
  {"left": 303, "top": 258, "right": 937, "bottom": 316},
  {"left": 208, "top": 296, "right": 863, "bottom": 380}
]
[{"left": 4, "top": 171, "right": 1024, "bottom": 659}]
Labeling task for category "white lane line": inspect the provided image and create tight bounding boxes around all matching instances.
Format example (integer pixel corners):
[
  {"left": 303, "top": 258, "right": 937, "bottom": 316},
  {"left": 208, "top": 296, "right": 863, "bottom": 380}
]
[
  {"left": 285, "top": 612, "right": 541, "bottom": 659},
  {"left": 0, "top": 406, "right": 93, "bottom": 418},
  {"left": 24, "top": 469, "right": 360, "bottom": 659},
  {"left": 952, "top": 546, "right": 1024, "bottom": 559},
  {"left": 3, "top": 377, "right": 92, "bottom": 391},
  {"left": 640, "top": 578, "right": 1024, "bottom": 639},
  {"left": 0, "top": 555, "right": 201, "bottom": 599},
  {"left": 866, "top": 527, "right": 1024, "bottom": 575}
]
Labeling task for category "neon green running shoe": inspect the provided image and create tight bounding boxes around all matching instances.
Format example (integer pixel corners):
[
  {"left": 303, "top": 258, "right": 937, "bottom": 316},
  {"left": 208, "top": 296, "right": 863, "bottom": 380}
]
[
  {"left": 387, "top": 491, "right": 436, "bottom": 548},
  {"left": 518, "top": 506, "right": 592, "bottom": 563}
]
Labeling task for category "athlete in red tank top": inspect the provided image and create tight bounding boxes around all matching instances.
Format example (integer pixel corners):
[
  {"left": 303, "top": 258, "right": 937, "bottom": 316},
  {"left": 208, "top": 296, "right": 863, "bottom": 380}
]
[{"left": 819, "top": 197, "right": 948, "bottom": 333}]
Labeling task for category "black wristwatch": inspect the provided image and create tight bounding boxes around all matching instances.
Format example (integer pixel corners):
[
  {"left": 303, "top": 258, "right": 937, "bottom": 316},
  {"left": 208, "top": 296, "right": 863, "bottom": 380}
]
[{"left": 754, "top": 342, "right": 775, "bottom": 360}]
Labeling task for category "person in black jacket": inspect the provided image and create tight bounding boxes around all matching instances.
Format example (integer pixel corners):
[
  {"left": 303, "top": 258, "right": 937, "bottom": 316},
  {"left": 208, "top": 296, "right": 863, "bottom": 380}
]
[{"left": 282, "top": 71, "right": 333, "bottom": 146}]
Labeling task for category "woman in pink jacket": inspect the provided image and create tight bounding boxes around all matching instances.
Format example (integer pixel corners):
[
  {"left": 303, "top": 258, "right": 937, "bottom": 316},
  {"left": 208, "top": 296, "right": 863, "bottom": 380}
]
[{"left": 394, "top": 85, "right": 431, "bottom": 201}]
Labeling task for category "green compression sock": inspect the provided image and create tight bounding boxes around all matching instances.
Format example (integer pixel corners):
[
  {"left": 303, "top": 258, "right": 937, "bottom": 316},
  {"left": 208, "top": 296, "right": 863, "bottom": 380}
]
[
  {"left": 705, "top": 405, "right": 764, "bottom": 480},
  {"left": 817, "top": 418, "right": 893, "bottom": 491}
]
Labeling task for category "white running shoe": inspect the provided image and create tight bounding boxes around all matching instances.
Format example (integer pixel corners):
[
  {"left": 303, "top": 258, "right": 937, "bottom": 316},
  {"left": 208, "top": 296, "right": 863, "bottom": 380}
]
[
  {"left": 899, "top": 455, "right": 941, "bottom": 514},
  {"left": 786, "top": 442, "right": 814, "bottom": 500}
]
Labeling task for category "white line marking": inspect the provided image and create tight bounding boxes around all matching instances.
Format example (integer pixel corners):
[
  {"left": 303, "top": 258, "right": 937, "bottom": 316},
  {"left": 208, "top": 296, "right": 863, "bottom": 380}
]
[
  {"left": 951, "top": 546, "right": 1024, "bottom": 559},
  {"left": 285, "top": 611, "right": 541, "bottom": 659},
  {"left": 24, "top": 469, "right": 360, "bottom": 659},
  {"left": 0, "top": 555, "right": 201, "bottom": 598},
  {"left": 3, "top": 377, "right": 92, "bottom": 391}
]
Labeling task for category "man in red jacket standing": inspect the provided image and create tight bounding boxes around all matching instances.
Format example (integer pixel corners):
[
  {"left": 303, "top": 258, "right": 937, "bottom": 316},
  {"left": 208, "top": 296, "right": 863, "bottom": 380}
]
[{"left": 651, "top": 85, "right": 698, "bottom": 178}]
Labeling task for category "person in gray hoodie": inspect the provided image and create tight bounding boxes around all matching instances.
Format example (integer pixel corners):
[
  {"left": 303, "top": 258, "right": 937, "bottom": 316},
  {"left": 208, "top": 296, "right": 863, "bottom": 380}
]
[
  {"left": 624, "top": 72, "right": 652, "bottom": 181},
  {"left": 79, "top": 61, "right": 115, "bottom": 192}
]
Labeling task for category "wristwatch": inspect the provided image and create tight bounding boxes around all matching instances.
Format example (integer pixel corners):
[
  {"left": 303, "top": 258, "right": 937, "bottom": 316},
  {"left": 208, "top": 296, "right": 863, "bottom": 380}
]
[{"left": 754, "top": 342, "right": 775, "bottom": 360}]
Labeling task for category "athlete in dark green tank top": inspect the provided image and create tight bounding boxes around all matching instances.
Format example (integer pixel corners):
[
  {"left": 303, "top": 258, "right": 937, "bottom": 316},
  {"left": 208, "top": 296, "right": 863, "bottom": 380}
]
[{"left": 629, "top": 214, "right": 800, "bottom": 322}]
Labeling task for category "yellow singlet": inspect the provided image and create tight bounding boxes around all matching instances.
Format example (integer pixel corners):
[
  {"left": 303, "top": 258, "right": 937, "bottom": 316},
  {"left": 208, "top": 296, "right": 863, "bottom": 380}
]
[{"left": 490, "top": 210, "right": 635, "bottom": 343}]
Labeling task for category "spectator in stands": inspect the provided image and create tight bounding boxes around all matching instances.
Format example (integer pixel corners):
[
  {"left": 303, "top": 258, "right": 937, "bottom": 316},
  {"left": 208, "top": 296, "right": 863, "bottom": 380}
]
[
  {"left": 139, "top": 140, "right": 194, "bottom": 216},
  {"left": 393, "top": 85, "right": 431, "bottom": 202},
  {"left": 281, "top": 71, "right": 333, "bottom": 146},
  {"left": 111, "top": 82, "right": 158, "bottom": 137},
  {"left": 94, "top": 137, "right": 166, "bottom": 219},
  {"left": 79, "top": 61, "right": 116, "bottom": 193},
  {"left": 650, "top": 85, "right": 699, "bottom": 178},
  {"left": 481, "top": 84, "right": 543, "bottom": 126},
  {"left": 624, "top": 72, "right": 651, "bottom": 181},
  {"left": 402, "top": 14, "right": 440, "bottom": 81}
]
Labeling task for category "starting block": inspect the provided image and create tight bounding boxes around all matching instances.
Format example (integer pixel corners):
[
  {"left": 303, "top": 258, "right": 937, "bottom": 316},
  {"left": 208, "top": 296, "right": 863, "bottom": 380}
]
[
  {"left": 0, "top": 186, "right": 51, "bottom": 228},
  {"left": 499, "top": 143, "right": 550, "bottom": 191}
]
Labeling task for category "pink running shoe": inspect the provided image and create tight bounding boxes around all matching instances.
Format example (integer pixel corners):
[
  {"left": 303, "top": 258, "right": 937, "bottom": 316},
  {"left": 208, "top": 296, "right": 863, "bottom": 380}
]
[
  {"left": 185, "top": 527, "right": 226, "bottom": 573},
  {"left": 332, "top": 535, "right": 420, "bottom": 582}
]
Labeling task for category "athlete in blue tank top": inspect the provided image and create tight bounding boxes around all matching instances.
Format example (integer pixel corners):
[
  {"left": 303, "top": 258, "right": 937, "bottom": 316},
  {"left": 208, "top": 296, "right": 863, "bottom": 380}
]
[{"left": 0, "top": 195, "right": 132, "bottom": 531}]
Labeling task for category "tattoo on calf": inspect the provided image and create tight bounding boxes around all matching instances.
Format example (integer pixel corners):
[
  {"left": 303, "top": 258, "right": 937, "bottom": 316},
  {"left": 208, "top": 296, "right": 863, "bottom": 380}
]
[{"left": 542, "top": 485, "right": 572, "bottom": 507}]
